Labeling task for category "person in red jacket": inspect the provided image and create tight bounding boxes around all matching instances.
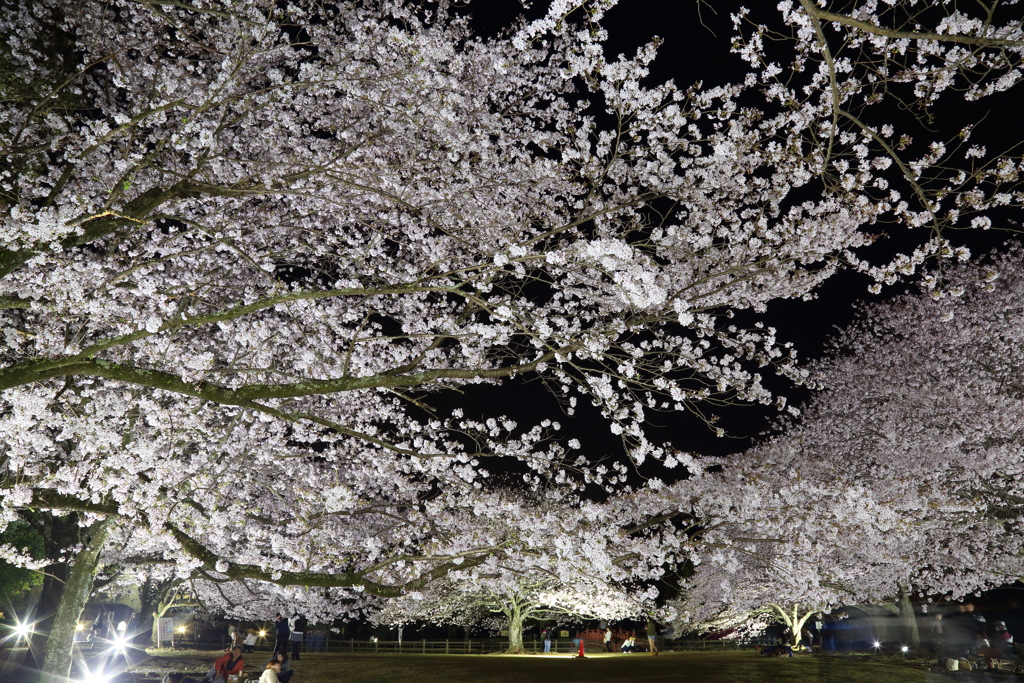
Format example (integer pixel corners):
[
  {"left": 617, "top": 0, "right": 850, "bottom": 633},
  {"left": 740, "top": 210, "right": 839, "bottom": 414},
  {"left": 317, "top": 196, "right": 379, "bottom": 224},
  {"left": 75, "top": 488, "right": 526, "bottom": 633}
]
[{"left": 203, "top": 646, "right": 245, "bottom": 683}]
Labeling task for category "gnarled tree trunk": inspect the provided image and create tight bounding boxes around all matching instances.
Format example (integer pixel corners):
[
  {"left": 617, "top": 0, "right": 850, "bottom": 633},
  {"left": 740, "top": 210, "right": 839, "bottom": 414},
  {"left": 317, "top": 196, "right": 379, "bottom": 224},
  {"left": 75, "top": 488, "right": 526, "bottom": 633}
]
[{"left": 38, "top": 518, "right": 112, "bottom": 683}]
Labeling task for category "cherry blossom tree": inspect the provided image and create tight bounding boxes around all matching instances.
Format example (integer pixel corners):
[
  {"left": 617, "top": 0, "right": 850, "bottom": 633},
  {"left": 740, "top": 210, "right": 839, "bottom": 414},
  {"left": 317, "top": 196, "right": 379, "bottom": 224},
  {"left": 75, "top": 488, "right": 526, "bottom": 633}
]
[
  {"left": 669, "top": 562, "right": 819, "bottom": 648},
  {"left": 373, "top": 573, "right": 646, "bottom": 653},
  {"left": 655, "top": 243, "right": 1024, "bottom": 646},
  {"left": 2, "top": 0, "right": 1024, "bottom": 678},
  {"left": 362, "top": 487, "right": 692, "bottom": 653}
]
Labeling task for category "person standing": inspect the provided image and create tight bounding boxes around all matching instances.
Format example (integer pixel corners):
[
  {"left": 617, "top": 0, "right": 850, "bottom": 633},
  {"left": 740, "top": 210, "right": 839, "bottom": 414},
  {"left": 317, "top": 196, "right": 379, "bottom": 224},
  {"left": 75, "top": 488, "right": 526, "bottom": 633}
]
[
  {"left": 542, "top": 628, "right": 551, "bottom": 653},
  {"left": 645, "top": 620, "right": 659, "bottom": 656},
  {"left": 930, "top": 614, "right": 945, "bottom": 667},
  {"left": 273, "top": 614, "right": 290, "bottom": 657},
  {"left": 243, "top": 629, "right": 257, "bottom": 654},
  {"left": 946, "top": 603, "right": 980, "bottom": 661},
  {"left": 604, "top": 628, "right": 613, "bottom": 653},
  {"left": 289, "top": 613, "right": 306, "bottom": 660},
  {"left": 312, "top": 629, "right": 324, "bottom": 654},
  {"left": 820, "top": 613, "right": 835, "bottom": 652}
]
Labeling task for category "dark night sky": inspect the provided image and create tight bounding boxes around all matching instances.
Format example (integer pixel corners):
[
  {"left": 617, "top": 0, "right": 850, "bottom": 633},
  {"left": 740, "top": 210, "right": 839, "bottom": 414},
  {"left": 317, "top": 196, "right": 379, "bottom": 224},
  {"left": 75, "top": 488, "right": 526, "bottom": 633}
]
[{"left": 452, "top": 1, "right": 1024, "bottom": 472}]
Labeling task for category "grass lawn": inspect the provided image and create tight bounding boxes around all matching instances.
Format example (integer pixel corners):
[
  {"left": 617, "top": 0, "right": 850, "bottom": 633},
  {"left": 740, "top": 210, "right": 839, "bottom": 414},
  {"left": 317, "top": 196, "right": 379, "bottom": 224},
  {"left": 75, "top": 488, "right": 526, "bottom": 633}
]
[{"left": 134, "top": 649, "right": 940, "bottom": 683}]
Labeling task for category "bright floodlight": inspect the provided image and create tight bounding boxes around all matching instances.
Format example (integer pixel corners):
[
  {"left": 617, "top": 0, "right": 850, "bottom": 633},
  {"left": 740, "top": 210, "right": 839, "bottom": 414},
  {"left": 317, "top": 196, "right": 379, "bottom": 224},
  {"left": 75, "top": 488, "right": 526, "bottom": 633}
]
[
  {"left": 872, "top": 641, "right": 881, "bottom": 648},
  {"left": 901, "top": 646, "right": 909, "bottom": 652},
  {"left": 76, "top": 623, "right": 85, "bottom": 631},
  {"left": 78, "top": 660, "right": 110, "bottom": 683},
  {"left": 177, "top": 626, "right": 186, "bottom": 634},
  {"left": 111, "top": 635, "right": 128, "bottom": 651},
  {"left": 259, "top": 630, "right": 266, "bottom": 637},
  {"left": 14, "top": 623, "right": 32, "bottom": 638}
]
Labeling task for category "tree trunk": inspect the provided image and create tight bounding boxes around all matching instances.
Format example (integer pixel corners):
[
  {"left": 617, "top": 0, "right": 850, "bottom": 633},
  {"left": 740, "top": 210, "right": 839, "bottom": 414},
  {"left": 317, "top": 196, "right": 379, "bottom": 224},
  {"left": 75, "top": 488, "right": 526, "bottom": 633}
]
[
  {"left": 506, "top": 605, "right": 525, "bottom": 654},
  {"left": 24, "top": 513, "right": 81, "bottom": 677},
  {"left": 898, "top": 587, "right": 920, "bottom": 649},
  {"left": 37, "top": 518, "right": 112, "bottom": 683},
  {"left": 792, "top": 607, "right": 818, "bottom": 648},
  {"left": 770, "top": 603, "right": 816, "bottom": 648},
  {"left": 138, "top": 577, "right": 184, "bottom": 645}
]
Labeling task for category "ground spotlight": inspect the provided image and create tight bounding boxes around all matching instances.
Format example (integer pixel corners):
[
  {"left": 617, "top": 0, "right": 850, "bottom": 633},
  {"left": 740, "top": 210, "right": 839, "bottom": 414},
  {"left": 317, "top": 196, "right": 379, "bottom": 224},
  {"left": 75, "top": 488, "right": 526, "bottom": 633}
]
[
  {"left": 872, "top": 641, "right": 881, "bottom": 649},
  {"left": 259, "top": 630, "right": 267, "bottom": 637},
  {"left": 78, "top": 661, "right": 110, "bottom": 683},
  {"left": 901, "top": 646, "right": 909, "bottom": 653},
  {"left": 13, "top": 622, "right": 33, "bottom": 641}
]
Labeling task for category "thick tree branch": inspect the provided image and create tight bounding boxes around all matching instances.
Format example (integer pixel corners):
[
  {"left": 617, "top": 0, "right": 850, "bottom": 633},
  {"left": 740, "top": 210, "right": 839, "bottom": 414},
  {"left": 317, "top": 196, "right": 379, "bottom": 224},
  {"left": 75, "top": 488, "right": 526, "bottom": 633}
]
[{"left": 809, "top": 7, "right": 1024, "bottom": 49}]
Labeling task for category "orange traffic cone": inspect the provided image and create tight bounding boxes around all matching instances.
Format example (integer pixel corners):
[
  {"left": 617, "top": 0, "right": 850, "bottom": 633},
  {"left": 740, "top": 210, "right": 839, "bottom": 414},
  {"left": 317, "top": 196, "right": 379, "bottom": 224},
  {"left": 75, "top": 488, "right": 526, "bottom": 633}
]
[{"left": 577, "top": 640, "right": 586, "bottom": 658}]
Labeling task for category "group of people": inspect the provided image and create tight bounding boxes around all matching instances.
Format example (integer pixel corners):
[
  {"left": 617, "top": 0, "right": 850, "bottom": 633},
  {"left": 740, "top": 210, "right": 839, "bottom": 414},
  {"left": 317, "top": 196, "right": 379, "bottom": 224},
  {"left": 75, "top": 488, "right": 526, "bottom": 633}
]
[
  {"left": 164, "top": 613, "right": 311, "bottom": 683},
  {"left": 601, "top": 627, "right": 650, "bottom": 654},
  {"left": 273, "top": 613, "right": 308, "bottom": 661},
  {"left": 554, "top": 621, "right": 659, "bottom": 655},
  {"left": 85, "top": 612, "right": 136, "bottom": 645},
  {"left": 799, "top": 611, "right": 851, "bottom": 652},
  {"left": 161, "top": 645, "right": 295, "bottom": 683},
  {"left": 931, "top": 603, "right": 1015, "bottom": 670},
  {"left": 225, "top": 614, "right": 309, "bottom": 659},
  {"left": 228, "top": 624, "right": 325, "bottom": 654},
  {"left": 597, "top": 621, "right": 659, "bottom": 655}
]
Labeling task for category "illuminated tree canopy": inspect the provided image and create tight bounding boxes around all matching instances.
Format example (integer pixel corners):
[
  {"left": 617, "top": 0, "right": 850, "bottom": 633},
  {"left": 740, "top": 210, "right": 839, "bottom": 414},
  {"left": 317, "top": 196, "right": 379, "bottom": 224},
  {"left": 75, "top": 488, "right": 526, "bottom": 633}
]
[{"left": 1, "top": 0, "right": 1022, "bottom": 678}]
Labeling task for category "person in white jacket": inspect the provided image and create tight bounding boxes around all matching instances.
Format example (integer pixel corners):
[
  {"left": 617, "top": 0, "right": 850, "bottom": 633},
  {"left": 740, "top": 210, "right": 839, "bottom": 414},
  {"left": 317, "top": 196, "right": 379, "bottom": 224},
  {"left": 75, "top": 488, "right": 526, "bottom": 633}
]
[{"left": 259, "top": 661, "right": 282, "bottom": 683}]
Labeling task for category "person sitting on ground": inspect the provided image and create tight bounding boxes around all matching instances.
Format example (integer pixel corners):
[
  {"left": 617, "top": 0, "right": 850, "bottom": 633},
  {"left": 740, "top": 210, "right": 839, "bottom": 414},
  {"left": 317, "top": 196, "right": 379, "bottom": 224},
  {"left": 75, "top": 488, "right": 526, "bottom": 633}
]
[
  {"left": 994, "top": 621, "right": 1014, "bottom": 656},
  {"left": 621, "top": 636, "right": 636, "bottom": 653},
  {"left": 972, "top": 631, "right": 991, "bottom": 656},
  {"left": 260, "top": 660, "right": 282, "bottom": 683},
  {"left": 163, "top": 674, "right": 203, "bottom": 683},
  {"left": 265, "top": 651, "right": 293, "bottom": 683},
  {"left": 204, "top": 645, "right": 245, "bottom": 683},
  {"left": 760, "top": 637, "right": 794, "bottom": 657},
  {"left": 802, "top": 627, "right": 815, "bottom": 650},
  {"left": 976, "top": 622, "right": 1015, "bottom": 670},
  {"left": 243, "top": 629, "right": 258, "bottom": 654}
]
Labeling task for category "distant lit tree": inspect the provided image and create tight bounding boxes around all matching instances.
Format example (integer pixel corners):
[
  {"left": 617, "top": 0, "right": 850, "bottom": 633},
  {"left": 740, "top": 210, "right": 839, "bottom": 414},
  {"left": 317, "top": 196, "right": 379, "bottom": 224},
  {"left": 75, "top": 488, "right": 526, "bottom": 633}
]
[
  {"left": 374, "top": 573, "right": 645, "bottom": 653},
  {"left": 656, "top": 245, "right": 1024, "bottom": 644}
]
